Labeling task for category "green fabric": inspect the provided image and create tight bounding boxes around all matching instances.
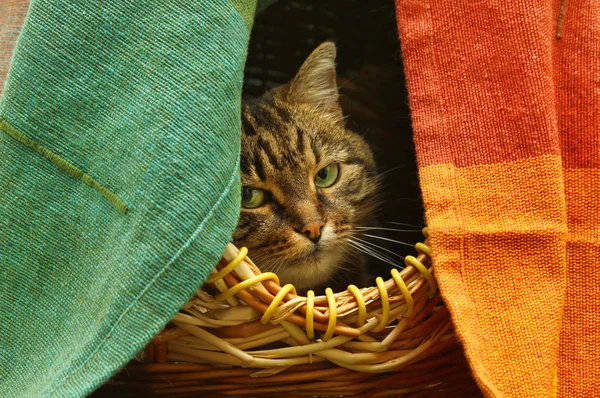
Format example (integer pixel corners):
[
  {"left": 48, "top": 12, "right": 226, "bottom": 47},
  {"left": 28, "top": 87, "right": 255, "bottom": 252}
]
[
  {"left": 231, "top": 0, "right": 258, "bottom": 29},
  {"left": 0, "top": 0, "right": 256, "bottom": 396},
  {"left": 231, "top": 0, "right": 273, "bottom": 29}
]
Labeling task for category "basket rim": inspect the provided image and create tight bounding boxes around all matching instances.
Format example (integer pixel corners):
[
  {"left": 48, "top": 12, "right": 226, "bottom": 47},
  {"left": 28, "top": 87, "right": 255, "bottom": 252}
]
[{"left": 152, "top": 228, "right": 447, "bottom": 355}]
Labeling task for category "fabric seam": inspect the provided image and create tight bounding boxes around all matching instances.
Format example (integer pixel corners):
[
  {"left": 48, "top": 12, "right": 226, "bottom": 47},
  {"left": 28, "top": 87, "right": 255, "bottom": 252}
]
[
  {"left": 0, "top": 115, "right": 128, "bottom": 213},
  {"left": 44, "top": 151, "right": 240, "bottom": 396}
]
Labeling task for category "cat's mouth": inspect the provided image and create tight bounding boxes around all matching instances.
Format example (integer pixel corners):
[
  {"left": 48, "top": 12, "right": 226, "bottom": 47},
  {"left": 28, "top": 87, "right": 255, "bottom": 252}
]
[
  {"left": 294, "top": 223, "right": 350, "bottom": 264},
  {"left": 296, "top": 238, "right": 337, "bottom": 264},
  {"left": 305, "top": 242, "right": 324, "bottom": 255},
  {"left": 299, "top": 247, "right": 326, "bottom": 264},
  {"left": 276, "top": 245, "right": 346, "bottom": 291}
]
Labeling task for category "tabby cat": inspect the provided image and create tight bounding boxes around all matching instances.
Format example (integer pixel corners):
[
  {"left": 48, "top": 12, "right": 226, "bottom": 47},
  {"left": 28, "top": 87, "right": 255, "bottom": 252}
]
[{"left": 233, "top": 42, "right": 379, "bottom": 293}]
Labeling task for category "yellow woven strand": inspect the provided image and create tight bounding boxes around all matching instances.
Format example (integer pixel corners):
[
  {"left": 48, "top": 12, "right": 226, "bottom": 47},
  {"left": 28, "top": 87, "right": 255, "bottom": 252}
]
[
  {"left": 306, "top": 290, "right": 315, "bottom": 339},
  {"left": 261, "top": 284, "right": 297, "bottom": 324},
  {"left": 422, "top": 227, "right": 429, "bottom": 237},
  {"left": 390, "top": 268, "right": 414, "bottom": 317},
  {"left": 215, "top": 272, "right": 280, "bottom": 302},
  {"left": 405, "top": 255, "right": 437, "bottom": 295},
  {"left": 414, "top": 242, "right": 431, "bottom": 256},
  {"left": 347, "top": 284, "right": 367, "bottom": 326},
  {"left": 322, "top": 288, "right": 337, "bottom": 342},
  {"left": 372, "top": 277, "right": 390, "bottom": 332},
  {"left": 206, "top": 247, "right": 249, "bottom": 283}
]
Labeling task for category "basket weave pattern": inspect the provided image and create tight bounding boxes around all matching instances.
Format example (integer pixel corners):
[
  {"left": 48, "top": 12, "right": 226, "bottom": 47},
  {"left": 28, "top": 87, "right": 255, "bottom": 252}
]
[{"left": 104, "top": 230, "right": 479, "bottom": 397}]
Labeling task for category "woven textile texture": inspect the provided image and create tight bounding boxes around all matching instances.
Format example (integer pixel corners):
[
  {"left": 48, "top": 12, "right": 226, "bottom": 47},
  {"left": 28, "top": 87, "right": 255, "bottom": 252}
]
[
  {"left": 396, "top": 0, "right": 599, "bottom": 397},
  {"left": 0, "top": 0, "right": 257, "bottom": 396}
]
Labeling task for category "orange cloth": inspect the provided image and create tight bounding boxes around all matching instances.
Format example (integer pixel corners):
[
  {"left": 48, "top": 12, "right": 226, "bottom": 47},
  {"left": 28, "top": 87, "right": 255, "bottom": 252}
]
[{"left": 396, "top": 0, "right": 599, "bottom": 397}]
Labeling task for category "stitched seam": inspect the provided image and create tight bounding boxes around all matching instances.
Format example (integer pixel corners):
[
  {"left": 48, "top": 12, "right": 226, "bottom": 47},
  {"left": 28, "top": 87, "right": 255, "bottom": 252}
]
[
  {"left": 0, "top": 115, "right": 128, "bottom": 213},
  {"left": 44, "top": 151, "right": 240, "bottom": 396}
]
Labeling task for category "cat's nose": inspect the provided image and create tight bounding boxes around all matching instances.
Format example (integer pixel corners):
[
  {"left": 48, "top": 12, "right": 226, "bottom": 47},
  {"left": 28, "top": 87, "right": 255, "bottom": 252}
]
[{"left": 300, "top": 221, "right": 325, "bottom": 243}]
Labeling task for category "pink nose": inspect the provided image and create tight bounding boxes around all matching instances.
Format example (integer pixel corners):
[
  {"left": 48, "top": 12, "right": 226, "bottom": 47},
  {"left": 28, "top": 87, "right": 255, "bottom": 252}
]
[{"left": 300, "top": 221, "right": 325, "bottom": 243}]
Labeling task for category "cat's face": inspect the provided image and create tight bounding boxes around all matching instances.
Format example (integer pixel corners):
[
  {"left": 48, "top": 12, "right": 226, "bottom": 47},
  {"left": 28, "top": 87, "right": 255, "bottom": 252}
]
[{"left": 233, "top": 43, "right": 378, "bottom": 291}]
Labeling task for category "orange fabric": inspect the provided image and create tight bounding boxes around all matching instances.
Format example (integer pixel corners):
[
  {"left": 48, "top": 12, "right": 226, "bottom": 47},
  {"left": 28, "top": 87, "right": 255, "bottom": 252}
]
[
  {"left": 420, "top": 158, "right": 566, "bottom": 397},
  {"left": 396, "top": 0, "right": 599, "bottom": 397}
]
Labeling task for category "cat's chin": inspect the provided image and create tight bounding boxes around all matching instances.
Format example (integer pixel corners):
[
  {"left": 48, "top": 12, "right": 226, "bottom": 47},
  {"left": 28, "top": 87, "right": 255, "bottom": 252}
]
[{"left": 275, "top": 247, "right": 346, "bottom": 291}]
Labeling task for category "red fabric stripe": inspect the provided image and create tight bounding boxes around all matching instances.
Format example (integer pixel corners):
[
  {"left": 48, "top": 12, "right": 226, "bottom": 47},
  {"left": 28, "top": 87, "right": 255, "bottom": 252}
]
[
  {"left": 554, "top": 0, "right": 600, "bottom": 169},
  {"left": 397, "top": 0, "right": 561, "bottom": 168}
]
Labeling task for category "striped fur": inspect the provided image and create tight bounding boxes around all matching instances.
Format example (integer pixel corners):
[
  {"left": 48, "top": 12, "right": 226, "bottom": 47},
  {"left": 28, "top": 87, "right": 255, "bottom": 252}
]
[{"left": 233, "top": 43, "right": 379, "bottom": 293}]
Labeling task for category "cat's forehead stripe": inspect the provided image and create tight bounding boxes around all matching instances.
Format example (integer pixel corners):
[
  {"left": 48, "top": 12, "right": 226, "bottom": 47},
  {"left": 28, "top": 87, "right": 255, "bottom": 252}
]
[
  {"left": 272, "top": 103, "right": 293, "bottom": 125},
  {"left": 253, "top": 150, "right": 267, "bottom": 181},
  {"left": 258, "top": 136, "right": 281, "bottom": 169},
  {"left": 241, "top": 111, "right": 256, "bottom": 136},
  {"left": 296, "top": 127, "right": 305, "bottom": 154},
  {"left": 253, "top": 104, "right": 289, "bottom": 134}
]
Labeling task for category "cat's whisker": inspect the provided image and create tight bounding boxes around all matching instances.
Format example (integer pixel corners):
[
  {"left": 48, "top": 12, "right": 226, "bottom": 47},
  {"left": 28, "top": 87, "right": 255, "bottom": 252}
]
[
  {"left": 340, "top": 244, "right": 359, "bottom": 260},
  {"left": 347, "top": 239, "right": 386, "bottom": 260},
  {"left": 385, "top": 221, "right": 425, "bottom": 228},
  {"left": 347, "top": 244, "right": 402, "bottom": 270},
  {"left": 252, "top": 252, "right": 286, "bottom": 275},
  {"left": 352, "top": 237, "right": 405, "bottom": 260},
  {"left": 347, "top": 239, "right": 402, "bottom": 269},
  {"left": 359, "top": 234, "right": 416, "bottom": 248},
  {"left": 351, "top": 226, "right": 422, "bottom": 233},
  {"left": 271, "top": 257, "right": 288, "bottom": 277},
  {"left": 378, "top": 166, "right": 400, "bottom": 177}
]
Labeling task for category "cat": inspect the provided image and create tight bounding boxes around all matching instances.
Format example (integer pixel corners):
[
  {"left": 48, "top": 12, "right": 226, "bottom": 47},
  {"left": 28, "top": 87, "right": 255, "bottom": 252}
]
[{"left": 233, "top": 42, "right": 379, "bottom": 294}]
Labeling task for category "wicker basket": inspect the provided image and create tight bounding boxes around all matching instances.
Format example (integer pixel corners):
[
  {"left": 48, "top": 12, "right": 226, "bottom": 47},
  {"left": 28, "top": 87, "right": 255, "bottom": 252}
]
[{"left": 97, "top": 229, "right": 480, "bottom": 397}]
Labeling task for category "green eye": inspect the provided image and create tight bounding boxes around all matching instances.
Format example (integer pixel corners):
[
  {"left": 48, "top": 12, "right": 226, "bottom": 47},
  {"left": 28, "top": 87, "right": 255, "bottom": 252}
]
[
  {"left": 315, "top": 163, "right": 339, "bottom": 188},
  {"left": 241, "top": 187, "right": 268, "bottom": 208}
]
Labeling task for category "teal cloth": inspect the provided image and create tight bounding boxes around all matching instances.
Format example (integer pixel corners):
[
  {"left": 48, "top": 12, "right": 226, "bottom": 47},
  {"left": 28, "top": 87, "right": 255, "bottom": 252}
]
[{"left": 0, "top": 0, "right": 258, "bottom": 396}]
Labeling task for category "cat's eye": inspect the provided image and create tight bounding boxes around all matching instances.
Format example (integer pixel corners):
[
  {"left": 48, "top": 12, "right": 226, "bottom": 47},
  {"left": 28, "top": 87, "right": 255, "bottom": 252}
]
[
  {"left": 315, "top": 163, "right": 340, "bottom": 188},
  {"left": 241, "top": 187, "right": 268, "bottom": 208}
]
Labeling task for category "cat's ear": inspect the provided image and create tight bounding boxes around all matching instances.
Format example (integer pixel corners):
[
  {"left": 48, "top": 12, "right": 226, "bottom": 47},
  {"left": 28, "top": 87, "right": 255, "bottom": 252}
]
[{"left": 276, "top": 42, "right": 343, "bottom": 120}]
